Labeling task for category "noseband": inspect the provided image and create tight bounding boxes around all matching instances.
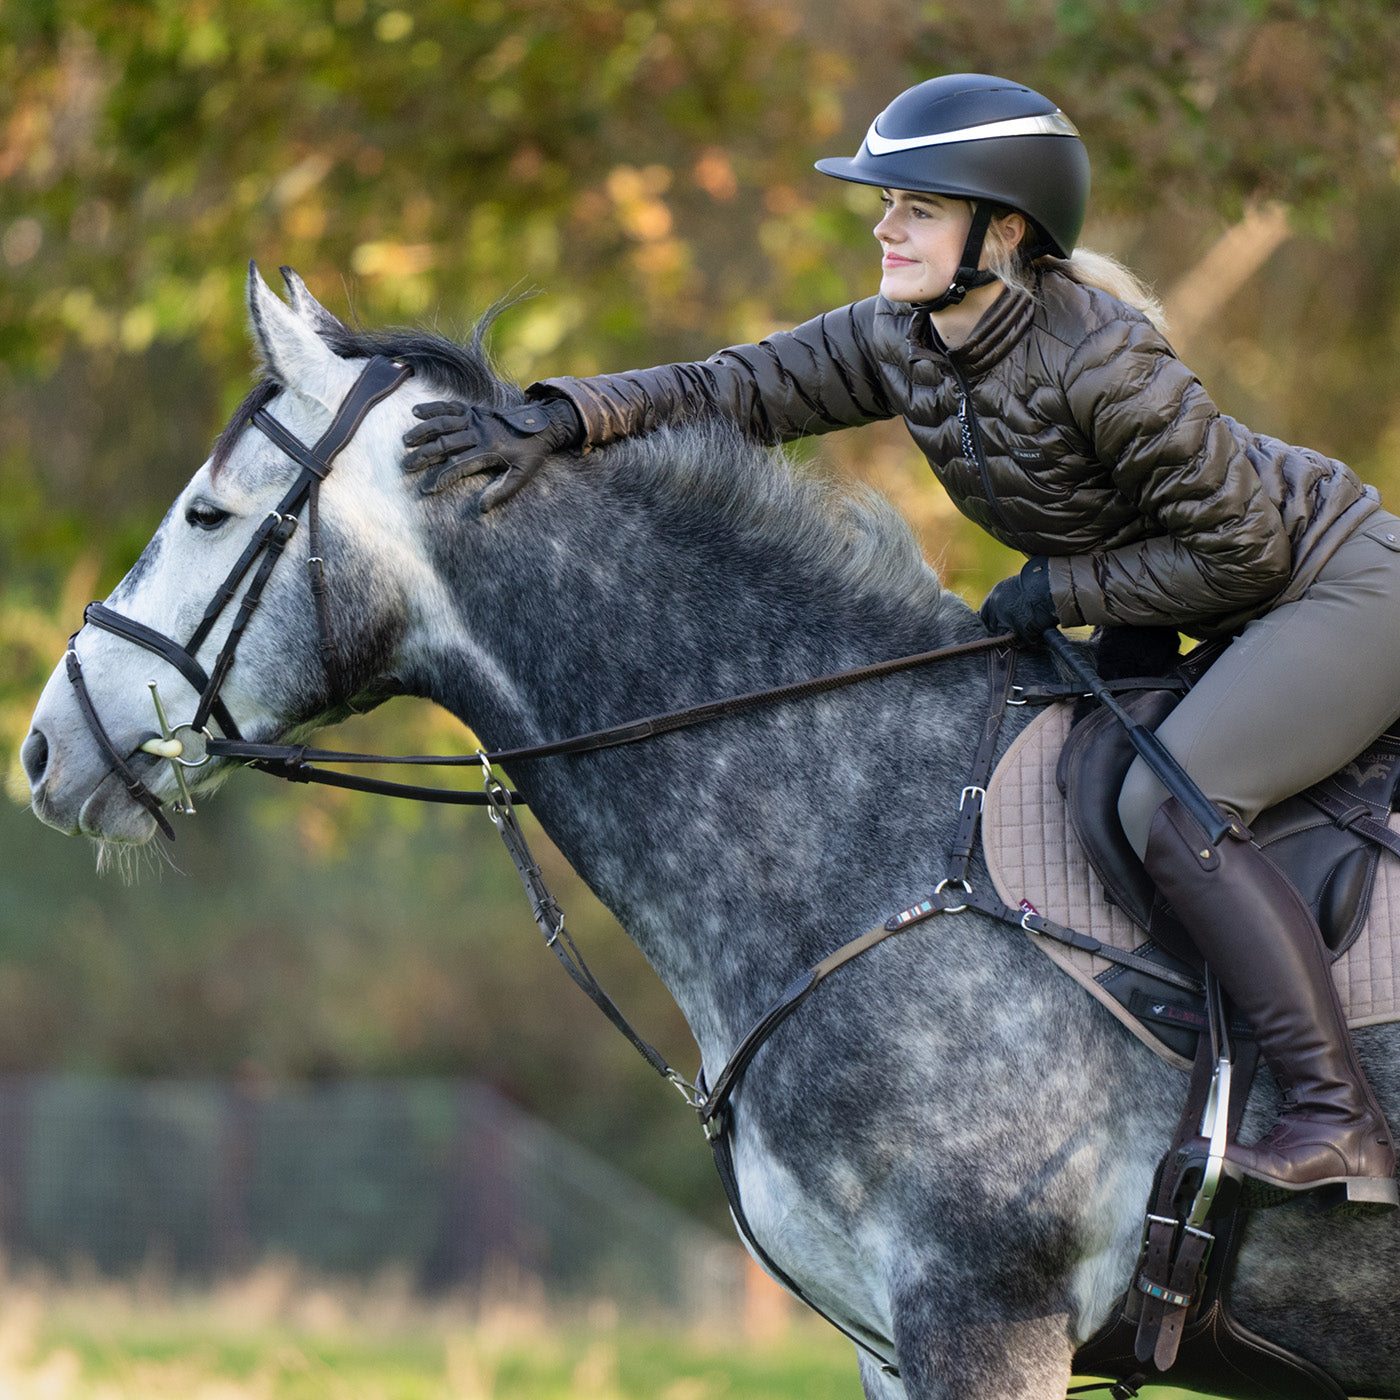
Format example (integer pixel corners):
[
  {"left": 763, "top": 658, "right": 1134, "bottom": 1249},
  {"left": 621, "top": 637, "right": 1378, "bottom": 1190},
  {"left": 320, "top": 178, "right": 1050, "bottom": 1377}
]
[{"left": 65, "top": 355, "right": 413, "bottom": 839}]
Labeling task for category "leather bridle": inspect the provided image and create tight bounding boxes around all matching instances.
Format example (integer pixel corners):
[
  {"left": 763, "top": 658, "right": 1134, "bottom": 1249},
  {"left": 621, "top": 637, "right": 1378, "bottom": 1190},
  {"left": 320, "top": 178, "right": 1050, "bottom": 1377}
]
[{"left": 65, "top": 354, "right": 413, "bottom": 839}]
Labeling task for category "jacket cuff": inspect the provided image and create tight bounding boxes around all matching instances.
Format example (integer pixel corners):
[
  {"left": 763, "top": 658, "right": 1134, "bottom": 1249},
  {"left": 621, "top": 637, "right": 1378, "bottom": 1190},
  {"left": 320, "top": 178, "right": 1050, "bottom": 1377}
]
[
  {"left": 1045, "top": 555, "right": 1086, "bottom": 627},
  {"left": 526, "top": 378, "right": 599, "bottom": 453}
]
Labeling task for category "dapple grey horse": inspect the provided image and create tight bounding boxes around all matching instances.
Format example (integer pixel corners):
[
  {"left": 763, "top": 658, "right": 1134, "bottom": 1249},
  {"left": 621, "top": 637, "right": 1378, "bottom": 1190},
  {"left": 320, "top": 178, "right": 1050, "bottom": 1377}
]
[{"left": 21, "top": 268, "right": 1400, "bottom": 1399}]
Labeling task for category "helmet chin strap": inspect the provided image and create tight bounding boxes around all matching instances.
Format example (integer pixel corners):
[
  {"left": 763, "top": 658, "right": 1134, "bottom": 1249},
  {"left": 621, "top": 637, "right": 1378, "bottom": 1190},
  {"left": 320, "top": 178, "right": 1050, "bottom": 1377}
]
[{"left": 919, "top": 200, "right": 999, "bottom": 312}]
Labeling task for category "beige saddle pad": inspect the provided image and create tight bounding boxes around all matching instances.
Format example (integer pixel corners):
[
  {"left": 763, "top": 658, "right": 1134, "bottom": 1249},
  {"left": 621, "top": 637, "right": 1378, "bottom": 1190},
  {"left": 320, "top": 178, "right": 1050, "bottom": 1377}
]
[{"left": 983, "top": 703, "right": 1400, "bottom": 1072}]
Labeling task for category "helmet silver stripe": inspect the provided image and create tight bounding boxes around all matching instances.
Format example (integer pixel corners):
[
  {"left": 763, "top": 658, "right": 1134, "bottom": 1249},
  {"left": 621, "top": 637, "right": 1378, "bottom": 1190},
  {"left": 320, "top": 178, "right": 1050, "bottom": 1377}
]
[{"left": 863, "top": 110, "right": 1080, "bottom": 156}]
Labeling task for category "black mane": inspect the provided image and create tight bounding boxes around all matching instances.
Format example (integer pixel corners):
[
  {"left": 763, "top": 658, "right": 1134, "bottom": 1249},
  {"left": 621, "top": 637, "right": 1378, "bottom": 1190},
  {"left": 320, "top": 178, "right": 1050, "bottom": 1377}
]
[{"left": 325, "top": 320, "right": 520, "bottom": 409}]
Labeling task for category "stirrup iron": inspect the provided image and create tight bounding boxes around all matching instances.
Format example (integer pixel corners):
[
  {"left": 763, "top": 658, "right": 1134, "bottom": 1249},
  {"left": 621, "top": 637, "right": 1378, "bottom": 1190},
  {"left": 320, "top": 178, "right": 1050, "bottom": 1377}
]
[{"left": 1176, "top": 969, "right": 1240, "bottom": 1224}]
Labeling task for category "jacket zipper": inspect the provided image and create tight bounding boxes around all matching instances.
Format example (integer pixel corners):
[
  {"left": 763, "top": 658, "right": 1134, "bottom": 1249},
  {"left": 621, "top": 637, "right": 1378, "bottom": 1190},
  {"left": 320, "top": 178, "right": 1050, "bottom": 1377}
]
[{"left": 948, "top": 362, "right": 1011, "bottom": 532}]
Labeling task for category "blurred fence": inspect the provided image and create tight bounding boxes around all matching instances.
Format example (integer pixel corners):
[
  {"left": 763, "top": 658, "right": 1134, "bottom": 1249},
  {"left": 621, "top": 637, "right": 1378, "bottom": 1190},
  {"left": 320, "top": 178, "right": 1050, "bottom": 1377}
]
[{"left": 0, "top": 1075, "right": 747, "bottom": 1323}]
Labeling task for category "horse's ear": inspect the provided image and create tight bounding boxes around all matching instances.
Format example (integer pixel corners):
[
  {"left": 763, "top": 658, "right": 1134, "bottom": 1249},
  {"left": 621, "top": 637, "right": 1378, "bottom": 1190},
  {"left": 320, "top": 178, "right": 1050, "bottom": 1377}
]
[
  {"left": 246, "top": 261, "right": 350, "bottom": 408},
  {"left": 279, "top": 266, "right": 347, "bottom": 338}
]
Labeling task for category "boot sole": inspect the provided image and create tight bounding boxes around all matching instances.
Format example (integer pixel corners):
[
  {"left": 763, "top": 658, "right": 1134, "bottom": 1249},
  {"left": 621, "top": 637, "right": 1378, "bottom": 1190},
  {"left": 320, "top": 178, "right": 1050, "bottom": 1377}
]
[{"left": 1227, "top": 1164, "right": 1399, "bottom": 1214}]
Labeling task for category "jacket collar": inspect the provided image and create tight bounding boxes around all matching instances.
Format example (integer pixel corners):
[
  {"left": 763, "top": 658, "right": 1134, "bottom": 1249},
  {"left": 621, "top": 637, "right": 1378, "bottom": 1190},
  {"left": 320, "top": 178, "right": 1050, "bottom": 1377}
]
[{"left": 892, "top": 283, "right": 1037, "bottom": 377}]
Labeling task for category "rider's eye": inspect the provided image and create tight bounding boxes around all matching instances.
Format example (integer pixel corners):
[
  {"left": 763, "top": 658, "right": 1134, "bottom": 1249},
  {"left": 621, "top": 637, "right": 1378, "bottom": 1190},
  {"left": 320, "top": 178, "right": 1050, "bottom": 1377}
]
[{"left": 185, "top": 501, "right": 230, "bottom": 531}]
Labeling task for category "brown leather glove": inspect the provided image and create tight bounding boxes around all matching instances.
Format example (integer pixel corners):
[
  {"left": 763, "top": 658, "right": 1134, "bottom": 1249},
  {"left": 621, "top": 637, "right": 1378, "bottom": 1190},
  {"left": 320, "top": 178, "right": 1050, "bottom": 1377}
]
[{"left": 401, "top": 397, "right": 584, "bottom": 511}]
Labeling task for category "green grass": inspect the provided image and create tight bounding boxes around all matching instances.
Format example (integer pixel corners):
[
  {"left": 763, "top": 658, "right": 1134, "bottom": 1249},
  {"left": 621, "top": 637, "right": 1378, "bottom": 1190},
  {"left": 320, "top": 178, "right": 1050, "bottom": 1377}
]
[
  {"left": 36, "top": 1326, "right": 861, "bottom": 1400},
  {"left": 0, "top": 1265, "right": 1268, "bottom": 1399},
  {"left": 2, "top": 1266, "right": 859, "bottom": 1400}
]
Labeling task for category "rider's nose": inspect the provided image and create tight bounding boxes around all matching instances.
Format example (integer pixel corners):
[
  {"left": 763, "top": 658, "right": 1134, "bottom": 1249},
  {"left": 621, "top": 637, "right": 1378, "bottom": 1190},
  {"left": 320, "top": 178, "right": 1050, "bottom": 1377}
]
[{"left": 20, "top": 727, "right": 49, "bottom": 791}]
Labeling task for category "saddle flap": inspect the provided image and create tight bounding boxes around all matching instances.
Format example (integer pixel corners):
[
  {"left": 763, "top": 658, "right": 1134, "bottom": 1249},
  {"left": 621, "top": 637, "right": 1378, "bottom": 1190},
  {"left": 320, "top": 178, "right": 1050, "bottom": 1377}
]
[{"left": 1057, "top": 688, "right": 1180, "bottom": 934}]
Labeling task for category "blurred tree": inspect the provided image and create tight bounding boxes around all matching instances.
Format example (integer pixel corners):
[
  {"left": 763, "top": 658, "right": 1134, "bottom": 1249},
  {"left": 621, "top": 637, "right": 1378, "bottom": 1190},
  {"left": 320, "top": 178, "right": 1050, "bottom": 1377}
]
[
  {"left": 0, "top": 0, "right": 867, "bottom": 785},
  {"left": 906, "top": 0, "right": 1400, "bottom": 219},
  {"left": 0, "top": 0, "right": 861, "bottom": 377}
]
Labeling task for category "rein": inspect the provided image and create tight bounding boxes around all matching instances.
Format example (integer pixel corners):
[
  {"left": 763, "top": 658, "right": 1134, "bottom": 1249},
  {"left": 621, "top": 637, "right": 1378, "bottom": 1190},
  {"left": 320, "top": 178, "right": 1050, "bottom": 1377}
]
[{"left": 201, "top": 631, "right": 1015, "bottom": 796}]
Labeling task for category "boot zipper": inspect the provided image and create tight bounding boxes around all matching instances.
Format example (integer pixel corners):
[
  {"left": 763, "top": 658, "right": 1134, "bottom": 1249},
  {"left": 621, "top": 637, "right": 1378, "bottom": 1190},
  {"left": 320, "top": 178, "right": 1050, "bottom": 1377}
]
[{"left": 949, "top": 362, "right": 1011, "bottom": 532}]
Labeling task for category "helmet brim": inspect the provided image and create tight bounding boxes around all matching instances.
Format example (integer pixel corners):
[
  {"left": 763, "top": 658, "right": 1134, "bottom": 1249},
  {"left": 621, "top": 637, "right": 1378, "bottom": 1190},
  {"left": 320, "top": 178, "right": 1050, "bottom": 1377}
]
[
  {"left": 814, "top": 137, "right": 1086, "bottom": 259},
  {"left": 814, "top": 155, "right": 989, "bottom": 202}
]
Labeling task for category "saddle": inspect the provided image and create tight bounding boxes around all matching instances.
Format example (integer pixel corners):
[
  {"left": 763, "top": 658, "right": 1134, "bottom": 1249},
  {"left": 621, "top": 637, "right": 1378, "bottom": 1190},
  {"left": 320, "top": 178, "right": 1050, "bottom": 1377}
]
[
  {"left": 984, "top": 674, "right": 1400, "bottom": 1071},
  {"left": 1056, "top": 667, "right": 1400, "bottom": 1062}
]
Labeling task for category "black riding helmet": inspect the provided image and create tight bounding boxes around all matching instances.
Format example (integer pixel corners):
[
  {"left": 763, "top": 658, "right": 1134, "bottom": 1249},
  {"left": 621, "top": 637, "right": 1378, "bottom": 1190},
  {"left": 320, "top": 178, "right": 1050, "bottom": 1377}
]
[{"left": 816, "top": 74, "right": 1090, "bottom": 309}]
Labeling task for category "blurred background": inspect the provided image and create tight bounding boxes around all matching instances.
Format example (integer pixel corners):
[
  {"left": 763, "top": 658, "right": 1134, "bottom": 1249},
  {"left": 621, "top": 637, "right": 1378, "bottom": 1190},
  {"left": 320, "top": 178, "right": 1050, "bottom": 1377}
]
[{"left": 3, "top": 0, "right": 1400, "bottom": 1393}]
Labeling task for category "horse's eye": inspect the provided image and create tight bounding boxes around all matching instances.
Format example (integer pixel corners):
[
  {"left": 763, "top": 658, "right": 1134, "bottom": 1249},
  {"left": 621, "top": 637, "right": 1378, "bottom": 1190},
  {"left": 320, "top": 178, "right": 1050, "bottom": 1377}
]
[{"left": 185, "top": 501, "right": 230, "bottom": 531}]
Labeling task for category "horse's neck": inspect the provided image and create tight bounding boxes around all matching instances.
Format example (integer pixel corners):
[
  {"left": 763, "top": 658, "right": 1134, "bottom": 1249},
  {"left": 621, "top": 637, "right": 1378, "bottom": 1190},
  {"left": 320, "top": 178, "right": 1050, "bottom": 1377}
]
[{"left": 410, "top": 465, "right": 1011, "bottom": 1060}]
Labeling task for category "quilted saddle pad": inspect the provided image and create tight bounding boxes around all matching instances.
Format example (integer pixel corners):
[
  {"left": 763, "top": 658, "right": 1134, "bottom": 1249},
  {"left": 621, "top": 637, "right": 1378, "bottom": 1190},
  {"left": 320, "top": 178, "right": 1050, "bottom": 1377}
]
[{"left": 983, "top": 703, "right": 1400, "bottom": 1071}]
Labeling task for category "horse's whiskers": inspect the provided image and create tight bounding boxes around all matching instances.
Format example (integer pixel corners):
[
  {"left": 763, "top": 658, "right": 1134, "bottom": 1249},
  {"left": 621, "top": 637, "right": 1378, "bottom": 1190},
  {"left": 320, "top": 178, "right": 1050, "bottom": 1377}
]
[{"left": 92, "top": 834, "right": 180, "bottom": 884}]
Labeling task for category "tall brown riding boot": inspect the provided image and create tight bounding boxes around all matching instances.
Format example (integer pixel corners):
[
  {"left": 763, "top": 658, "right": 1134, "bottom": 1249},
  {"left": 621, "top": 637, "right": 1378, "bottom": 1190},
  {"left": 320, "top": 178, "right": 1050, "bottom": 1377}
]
[{"left": 1144, "top": 796, "right": 1398, "bottom": 1211}]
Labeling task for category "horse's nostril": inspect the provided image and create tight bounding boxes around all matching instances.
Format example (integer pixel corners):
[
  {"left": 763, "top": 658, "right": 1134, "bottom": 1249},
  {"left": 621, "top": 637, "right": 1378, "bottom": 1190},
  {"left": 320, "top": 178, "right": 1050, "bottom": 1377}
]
[{"left": 20, "top": 728, "right": 49, "bottom": 789}]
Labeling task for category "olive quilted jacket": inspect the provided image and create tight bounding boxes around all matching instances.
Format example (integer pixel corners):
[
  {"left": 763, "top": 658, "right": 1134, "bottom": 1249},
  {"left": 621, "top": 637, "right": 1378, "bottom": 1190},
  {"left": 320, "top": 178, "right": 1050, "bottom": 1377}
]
[{"left": 534, "top": 267, "right": 1380, "bottom": 637}]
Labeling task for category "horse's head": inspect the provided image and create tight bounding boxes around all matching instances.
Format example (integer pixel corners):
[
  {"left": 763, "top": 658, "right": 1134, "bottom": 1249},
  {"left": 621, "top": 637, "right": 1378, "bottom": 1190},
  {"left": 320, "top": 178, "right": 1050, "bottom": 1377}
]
[
  {"left": 23, "top": 265, "right": 466, "bottom": 848},
  {"left": 25, "top": 260, "right": 972, "bottom": 864}
]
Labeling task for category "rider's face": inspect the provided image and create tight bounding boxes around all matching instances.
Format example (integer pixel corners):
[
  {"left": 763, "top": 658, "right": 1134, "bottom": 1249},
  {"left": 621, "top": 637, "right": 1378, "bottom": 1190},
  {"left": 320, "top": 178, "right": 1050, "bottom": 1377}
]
[{"left": 874, "top": 189, "right": 973, "bottom": 303}]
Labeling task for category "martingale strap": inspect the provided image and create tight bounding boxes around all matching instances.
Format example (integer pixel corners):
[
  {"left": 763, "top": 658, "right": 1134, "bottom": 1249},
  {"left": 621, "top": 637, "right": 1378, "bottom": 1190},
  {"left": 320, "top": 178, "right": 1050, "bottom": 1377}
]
[{"left": 474, "top": 752, "right": 912, "bottom": 1374}]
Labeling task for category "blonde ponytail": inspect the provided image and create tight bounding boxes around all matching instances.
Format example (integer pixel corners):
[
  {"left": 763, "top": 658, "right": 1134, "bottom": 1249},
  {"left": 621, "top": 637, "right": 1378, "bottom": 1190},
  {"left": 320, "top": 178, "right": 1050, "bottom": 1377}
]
[
  {"left": 1046, "top": 249, "right": 1169, "bottom": 335},
  {"left": 983, "top": 209, "right": 1170, "bottom": 336}
]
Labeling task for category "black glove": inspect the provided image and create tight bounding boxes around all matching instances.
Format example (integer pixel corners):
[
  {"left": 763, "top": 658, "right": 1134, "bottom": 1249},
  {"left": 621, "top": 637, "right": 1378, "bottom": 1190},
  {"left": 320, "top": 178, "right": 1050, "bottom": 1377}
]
[
  {"left": 401, "top": 397, "right": 584, "bottom": 511},
  {"left": 979, "top": 556, "right": 1058, "bottom": 644}
]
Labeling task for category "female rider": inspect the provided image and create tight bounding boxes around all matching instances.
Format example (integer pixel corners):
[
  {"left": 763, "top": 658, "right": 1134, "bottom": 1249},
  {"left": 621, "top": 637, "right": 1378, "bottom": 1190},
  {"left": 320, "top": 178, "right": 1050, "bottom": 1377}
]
[{"left": 403, "top": 73, "right": 1400, "bottom": 1211}]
